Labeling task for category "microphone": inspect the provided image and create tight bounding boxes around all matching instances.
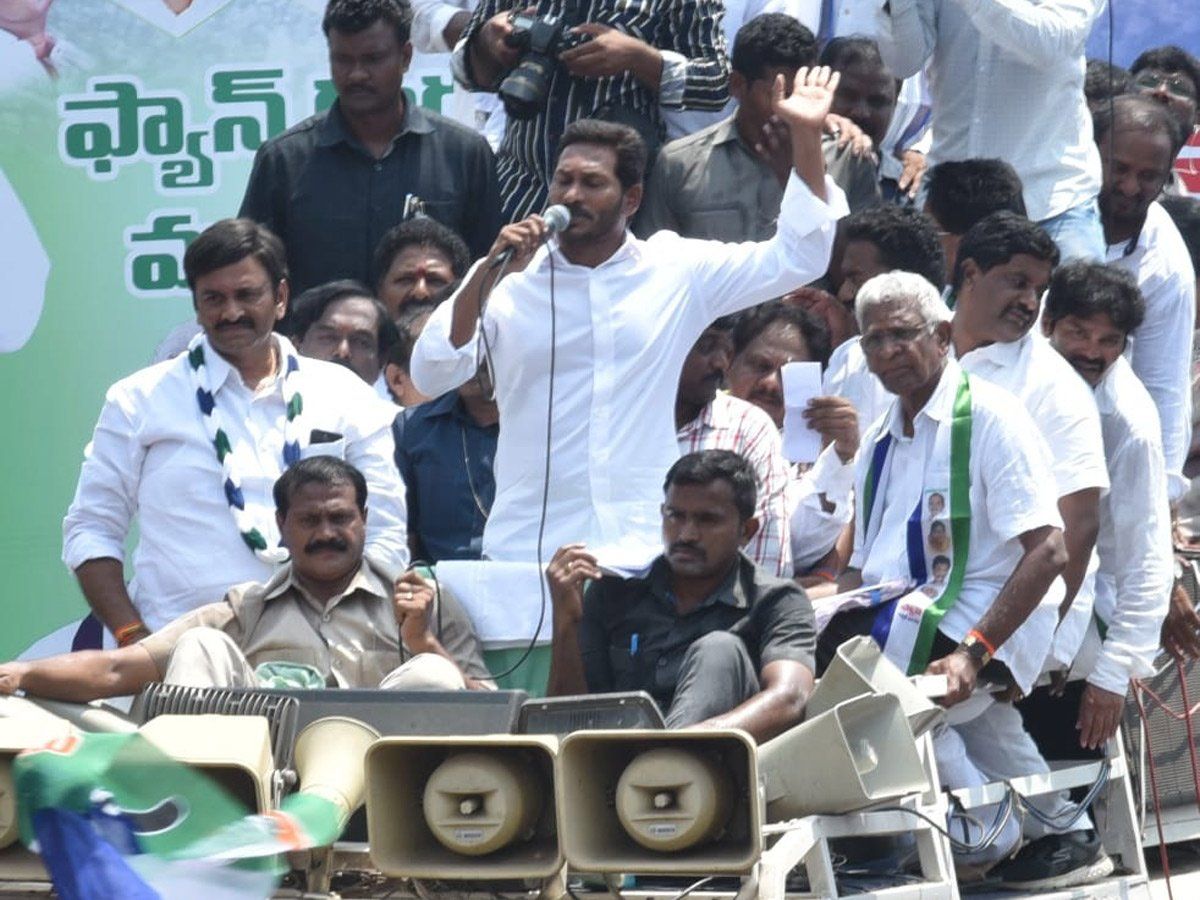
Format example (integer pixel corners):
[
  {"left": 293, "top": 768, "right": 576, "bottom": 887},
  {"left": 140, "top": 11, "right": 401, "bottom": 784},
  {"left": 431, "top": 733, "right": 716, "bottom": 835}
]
[{"left": 490, "top": 204, "right": 572, "bottom": 268}]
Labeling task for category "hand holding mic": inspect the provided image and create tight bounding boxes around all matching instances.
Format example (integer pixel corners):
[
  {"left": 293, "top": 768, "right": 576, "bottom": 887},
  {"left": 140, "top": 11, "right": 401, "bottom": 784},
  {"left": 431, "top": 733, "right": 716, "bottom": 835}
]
[{"left": 489, "top": 204, "right": 572, "bottom": 269}]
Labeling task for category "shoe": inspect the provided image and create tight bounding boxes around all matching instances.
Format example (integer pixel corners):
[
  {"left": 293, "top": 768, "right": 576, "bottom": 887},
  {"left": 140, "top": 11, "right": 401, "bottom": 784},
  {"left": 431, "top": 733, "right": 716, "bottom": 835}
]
[{"left": 991, "top": 831, "right": 1115, "bottom": 891}]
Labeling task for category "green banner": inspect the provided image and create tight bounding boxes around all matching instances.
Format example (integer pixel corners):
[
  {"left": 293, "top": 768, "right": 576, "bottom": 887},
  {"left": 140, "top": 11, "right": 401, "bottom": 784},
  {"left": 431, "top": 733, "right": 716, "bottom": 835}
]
[{"left": 0, "top": 0, "right": 463, "bottom": 659}]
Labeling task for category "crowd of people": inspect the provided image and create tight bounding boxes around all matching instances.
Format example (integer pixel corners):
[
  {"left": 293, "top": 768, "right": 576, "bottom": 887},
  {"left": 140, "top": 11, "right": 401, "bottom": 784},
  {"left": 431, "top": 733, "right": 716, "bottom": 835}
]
[{"left": 2, "top": 0, "right": 1199, "bottom": 890}]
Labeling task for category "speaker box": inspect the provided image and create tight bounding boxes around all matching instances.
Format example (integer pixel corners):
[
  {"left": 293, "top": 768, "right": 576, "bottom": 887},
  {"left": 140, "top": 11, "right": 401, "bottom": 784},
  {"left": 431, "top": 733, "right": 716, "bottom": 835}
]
[
  {"left": 759, "top": 694, "right": 928, "bottom": 821},
  {"left": 557, "top": 729, "right": 761, "bottom": 875},
  {"left": 808, "top": 635, "right": 943, "bottom": 736},
  {"left": 366, "top": 735, "right": 560, "bottom": 879},
  {"left": 138, "top": 714, "right": 275, "bottom": 813}
]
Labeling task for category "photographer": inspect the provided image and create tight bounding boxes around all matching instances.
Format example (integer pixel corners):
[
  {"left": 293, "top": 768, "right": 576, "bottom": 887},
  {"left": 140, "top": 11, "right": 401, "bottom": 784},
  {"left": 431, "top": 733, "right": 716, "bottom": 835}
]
[{"left": 452, "top": 0, "right": 730, "bottom": 222}]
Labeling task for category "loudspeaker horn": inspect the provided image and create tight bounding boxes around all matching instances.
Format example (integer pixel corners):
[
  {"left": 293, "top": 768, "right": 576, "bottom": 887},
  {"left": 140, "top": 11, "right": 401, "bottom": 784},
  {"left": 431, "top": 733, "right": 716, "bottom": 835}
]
[
  {"left": 807, "top": 635, "right": 943, "bottom": 735},
  {"left": 366, "top": 734, "right": 560, "bottom": 879},
  {"left": 556, "top": 729, "right": 761, "bottom": 875},
  {"left": 758, "top": 693, "right": 928, "bottom": 821},
  {"left": 138, "top": 714, "right": 276, "bottom": 813},
  {"left": 292, "top": 715, "right": 379, "bottom": 834}
]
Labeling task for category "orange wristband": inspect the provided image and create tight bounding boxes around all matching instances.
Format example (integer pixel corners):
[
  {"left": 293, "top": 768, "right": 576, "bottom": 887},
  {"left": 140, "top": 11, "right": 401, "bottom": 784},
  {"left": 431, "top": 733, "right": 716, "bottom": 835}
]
[
  {"left": 114, "top": 621, "right": 149, "bottom": 647},
  {"left": 967, "top": 628, "right": 997, "bottom": 658}
]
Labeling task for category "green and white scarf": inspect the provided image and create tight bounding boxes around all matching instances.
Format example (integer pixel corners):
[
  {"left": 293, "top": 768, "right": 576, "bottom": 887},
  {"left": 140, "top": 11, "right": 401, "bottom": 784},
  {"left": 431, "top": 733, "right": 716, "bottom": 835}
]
[
  {"left": 187, "top": 333, "right": 304, "bottom": 563},
  {"left": 859, "top": 370, "right": 974, "bottom": 675}
]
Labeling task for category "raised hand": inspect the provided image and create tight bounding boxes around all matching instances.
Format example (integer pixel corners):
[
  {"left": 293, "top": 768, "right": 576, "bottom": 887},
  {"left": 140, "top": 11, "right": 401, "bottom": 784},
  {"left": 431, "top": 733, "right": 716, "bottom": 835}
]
[{"left": 773, "top": 66, "right": 841, "bottom": 134}]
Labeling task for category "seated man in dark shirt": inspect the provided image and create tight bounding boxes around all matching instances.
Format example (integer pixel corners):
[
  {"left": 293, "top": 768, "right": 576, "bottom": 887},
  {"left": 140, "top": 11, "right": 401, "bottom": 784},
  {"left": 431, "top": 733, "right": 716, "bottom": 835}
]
[
  {"left": 393, "top": 366, "right": 498, "bottom": 561},
  {"left": 545, "top": 450, "right": 816, "bottom": 743}
]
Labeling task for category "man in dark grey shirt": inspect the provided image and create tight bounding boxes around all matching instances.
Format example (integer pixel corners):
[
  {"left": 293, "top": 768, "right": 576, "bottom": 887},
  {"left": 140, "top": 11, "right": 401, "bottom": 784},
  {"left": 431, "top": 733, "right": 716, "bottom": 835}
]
[
  {"left": 546, "top": 450, "right": 817, "bottom": 743},
  {"left": 239, "top": 0, "right": 500, "bottom": 295}
]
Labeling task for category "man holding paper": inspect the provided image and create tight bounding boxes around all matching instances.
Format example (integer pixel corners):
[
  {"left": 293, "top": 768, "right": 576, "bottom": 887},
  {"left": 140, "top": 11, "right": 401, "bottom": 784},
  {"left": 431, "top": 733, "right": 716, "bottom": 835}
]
[
  {"left": 545, "top": 451, "right": 817, "bottom": 743},
  {"left": 411, "top": 70, "right": 848, "bottom": 572},
  {"left": 816, "top": 272, "right": 1112, "bottom": 886}
]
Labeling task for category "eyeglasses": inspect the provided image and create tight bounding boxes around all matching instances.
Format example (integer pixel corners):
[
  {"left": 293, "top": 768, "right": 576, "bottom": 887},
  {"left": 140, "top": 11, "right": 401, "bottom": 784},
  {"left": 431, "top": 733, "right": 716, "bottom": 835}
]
[
  {"left": 860, "top": 324, "right": 935, "bottom": 354},
  {"left": 1133, "top": 71, "right": 1198, "bottom": 101}
]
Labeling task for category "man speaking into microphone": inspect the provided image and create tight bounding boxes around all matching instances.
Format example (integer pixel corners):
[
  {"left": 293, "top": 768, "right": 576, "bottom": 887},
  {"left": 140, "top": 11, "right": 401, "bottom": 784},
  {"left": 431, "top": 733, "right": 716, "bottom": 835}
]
[{"left": 411, "top": 67, "right": 849, "bottom": 570}]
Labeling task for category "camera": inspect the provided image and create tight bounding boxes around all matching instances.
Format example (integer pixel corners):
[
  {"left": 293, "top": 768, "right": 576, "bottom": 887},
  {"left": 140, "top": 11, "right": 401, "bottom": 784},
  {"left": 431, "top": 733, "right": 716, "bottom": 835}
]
[{"left": 499, "top": 4, "right": 588, "bottom": 120}]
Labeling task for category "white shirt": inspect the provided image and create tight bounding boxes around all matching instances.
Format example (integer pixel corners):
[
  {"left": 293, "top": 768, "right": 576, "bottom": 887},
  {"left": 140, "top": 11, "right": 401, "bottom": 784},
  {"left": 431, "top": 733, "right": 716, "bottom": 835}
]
[
  {"left": 1071, "top": 358, "right": 1172, "bottom": 695},
  {"left": 958, "top": 330, "right": 1108, "bottom": 499},
  {"left": 823, "top": 336, "right": 893, "bottom": 436},
  {"left": 790, "top": 444, "right": 856, "bottom": 571},
  {"left": 957, "top": 330, "right": 1107, "bottom": 665},
  {"left": 851, "top": 360, "right": 1064, "bottom": 692},
  {"left": 411, "top": 0, "right": 469, "bottom": 53},
  {"left": 1107, "top": 201, "right": 1197, "bottom": 502},
  {"left": 62, "top": 335, "right": 408, "bottom": 630},
  {"left": 876, "top": 0, "right": 1104, "bottom": 221},
  {"left": 411, "top": 174, "right": 847, "bottom": 568}
]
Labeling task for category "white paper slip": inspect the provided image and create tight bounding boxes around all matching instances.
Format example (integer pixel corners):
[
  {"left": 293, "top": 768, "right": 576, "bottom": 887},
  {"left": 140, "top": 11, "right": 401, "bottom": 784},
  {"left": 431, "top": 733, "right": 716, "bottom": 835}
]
[
  {"left": 781, "top": 361, "right": 823, "bottom": 463},
  {"left": 434, "top": 560, "right": 550, "bottom": 648}
]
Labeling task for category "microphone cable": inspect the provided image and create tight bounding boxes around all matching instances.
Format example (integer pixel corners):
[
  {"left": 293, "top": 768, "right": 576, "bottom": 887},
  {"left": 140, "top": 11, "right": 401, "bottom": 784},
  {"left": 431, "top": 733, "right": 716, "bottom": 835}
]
[{"left": 472, "top": 222, "right": 560, "bottom": 682}]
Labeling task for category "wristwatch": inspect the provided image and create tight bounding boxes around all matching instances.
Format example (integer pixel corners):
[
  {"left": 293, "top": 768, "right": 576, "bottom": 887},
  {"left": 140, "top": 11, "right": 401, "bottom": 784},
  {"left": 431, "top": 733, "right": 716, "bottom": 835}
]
[{"left": 956, "top": 633, "right": 992, "bottom": 669}]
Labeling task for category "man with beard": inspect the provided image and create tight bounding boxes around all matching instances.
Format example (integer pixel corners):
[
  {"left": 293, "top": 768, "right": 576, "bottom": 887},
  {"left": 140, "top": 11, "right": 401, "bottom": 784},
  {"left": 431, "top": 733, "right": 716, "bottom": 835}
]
[
  {"left": 544, "top": 451, "right": 816, "bottom": 742},
  {"left": 8, "top": 459, "right": 489, "bottom": 698},
  {"left": 291, "top": 279, "right": 399, "bottom": 397},
  {"left": 63, "top": 219, "right": 407, "bottom": 640},
  {"left": 411, "top": 69, "right": 846, "bottom": 571},
  {"left": 1096, "top": 95, "right": 1195, "bottom": 502},
  {"left": 1040, "top": 262, "right": 1171, "bottom": 751}
]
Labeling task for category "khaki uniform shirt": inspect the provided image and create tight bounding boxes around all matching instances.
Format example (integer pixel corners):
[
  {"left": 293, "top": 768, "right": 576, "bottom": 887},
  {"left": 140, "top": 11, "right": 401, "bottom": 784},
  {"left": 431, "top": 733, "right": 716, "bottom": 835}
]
[{"left": 139, "top": 559, "right": 491, "bottom": 688}]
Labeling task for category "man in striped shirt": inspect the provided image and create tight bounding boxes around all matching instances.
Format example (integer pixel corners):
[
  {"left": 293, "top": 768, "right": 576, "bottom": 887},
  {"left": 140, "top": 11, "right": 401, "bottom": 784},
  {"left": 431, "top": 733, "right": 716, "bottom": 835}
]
[
  {"left": 452, "top": 0, "right": 730, "bottom": 222},
  {"left": 676, "top": 318, "right": 794, "bottom": 577}
]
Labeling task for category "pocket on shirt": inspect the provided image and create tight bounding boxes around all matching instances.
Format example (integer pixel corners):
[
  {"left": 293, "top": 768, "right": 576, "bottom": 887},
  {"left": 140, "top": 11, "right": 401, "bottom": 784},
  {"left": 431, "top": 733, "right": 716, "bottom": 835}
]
[
  {"left": 686, "top": 206, "right": 748, "bottom": 241},
  {"left": 607, "top": 645, "right": 641, "bottom": 692},
  {"left": 301, "top": 438, "right": 346, "bottom": 461}
]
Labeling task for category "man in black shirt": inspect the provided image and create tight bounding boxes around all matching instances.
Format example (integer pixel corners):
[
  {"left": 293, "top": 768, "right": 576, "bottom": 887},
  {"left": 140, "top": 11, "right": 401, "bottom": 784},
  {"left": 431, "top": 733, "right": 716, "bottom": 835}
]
[
  {"left": 239, "top": 0, "right": 500, "bottom": 295},
  {"left": 546, "top": 450, "right": 816, "bottom": 743}
]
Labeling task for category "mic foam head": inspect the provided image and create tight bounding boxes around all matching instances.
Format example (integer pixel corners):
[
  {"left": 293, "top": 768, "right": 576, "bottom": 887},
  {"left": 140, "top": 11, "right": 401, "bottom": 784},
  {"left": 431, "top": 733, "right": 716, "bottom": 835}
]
[{"left": 543, "top": 204, "right": 571, "bottom": 233}]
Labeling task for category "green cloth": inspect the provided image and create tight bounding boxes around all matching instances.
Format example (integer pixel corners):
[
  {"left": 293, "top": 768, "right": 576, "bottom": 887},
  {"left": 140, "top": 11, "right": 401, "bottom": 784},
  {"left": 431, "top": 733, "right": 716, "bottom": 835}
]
[{"left": 484, "top": 646, "right": 552, "bottom": 697}]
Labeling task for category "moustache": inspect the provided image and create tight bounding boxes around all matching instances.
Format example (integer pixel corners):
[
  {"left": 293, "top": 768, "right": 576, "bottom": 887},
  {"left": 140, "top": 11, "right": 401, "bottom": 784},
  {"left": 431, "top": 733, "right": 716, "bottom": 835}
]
[
  {"left": 305, "top": 538, "right": 349, "bottom": 554},
  {"left": 216, "top": 319, "right": 254, "bottom": 330},
  {"left": 669, "top": 542, "right": 705, "bottom": 559}
]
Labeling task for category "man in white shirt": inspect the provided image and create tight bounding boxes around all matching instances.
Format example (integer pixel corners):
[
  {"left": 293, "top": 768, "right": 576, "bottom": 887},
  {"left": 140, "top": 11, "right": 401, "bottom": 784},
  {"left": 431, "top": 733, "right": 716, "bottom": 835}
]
[
  {"left": 819, "top": 273, "right": 1110, "bottom": 886},
  {"left": 1042, "top": 261, "right": 1172, "bottom": 750},
  {"left": 676, "top": 320, "right": 794, "bottom": 577},
  {"left": 876, "top": 0, "right": 1106, "bottom": 262},
  {"left": 821, "top": 203, "right": 947, "bottom": 432},
  {"left": 411, "top": 68, "right": 848, "bottom": 569},
  {"left": 949, "top": 212, "right": 1108, "bottom": 658},
  {"left": 63, "top": 219, "right": 408, "bottom": 642},
  {"left": 1096, "top": 95, "right": 1196, "bottom": 502}
]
